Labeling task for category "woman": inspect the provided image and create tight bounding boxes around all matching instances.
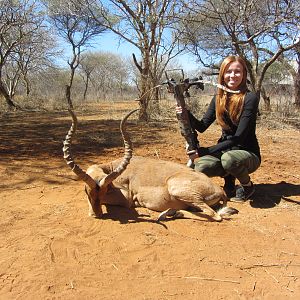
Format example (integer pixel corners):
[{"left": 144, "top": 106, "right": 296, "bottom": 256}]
[{"left": 182, "top": 56, "right": 261, "bottom": 202}]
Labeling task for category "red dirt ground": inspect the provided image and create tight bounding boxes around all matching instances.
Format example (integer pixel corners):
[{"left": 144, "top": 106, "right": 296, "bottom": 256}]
[{"left": 0, "top": 102, "right": 300, "bottom": 299}]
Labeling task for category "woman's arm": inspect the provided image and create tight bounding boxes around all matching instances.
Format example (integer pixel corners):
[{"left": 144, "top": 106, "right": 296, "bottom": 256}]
[{"left": 189, "top": 96, "right": 217, "bottom": 133}]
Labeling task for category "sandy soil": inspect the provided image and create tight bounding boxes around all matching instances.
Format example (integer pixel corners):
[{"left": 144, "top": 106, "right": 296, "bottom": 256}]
[{"left": 0, "top": 102, "right": 300, "bottom": 300}]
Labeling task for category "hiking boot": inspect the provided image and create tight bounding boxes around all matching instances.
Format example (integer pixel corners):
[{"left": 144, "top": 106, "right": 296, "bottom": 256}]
[
  {"left": 223, "top": 174, "right": 236, "bottom": 198},
  {"left": 230, "top": 182, "right": 255, "bottom": 202}
]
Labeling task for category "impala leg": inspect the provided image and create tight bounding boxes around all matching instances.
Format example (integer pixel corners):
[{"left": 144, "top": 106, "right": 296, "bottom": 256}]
[
  {"left": 188, "top": 202, "right": 222, "bottom": 221},
  {"left": 157, "top": 205, "right": 222, "bottom": 222},
  {"left": 157, "top": 208, "right": 178, "bottom": 221},
  {"left": 171, "top": 209, "right": 221, "bottom": 221}
]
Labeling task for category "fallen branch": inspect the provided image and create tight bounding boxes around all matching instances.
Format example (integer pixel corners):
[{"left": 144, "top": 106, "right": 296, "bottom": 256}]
[
  {"left": 173, "top": 275, "right": 240, "bottom": 284},
  {"left": 239, "top": 263, "right": 300, "bottom": 269}
]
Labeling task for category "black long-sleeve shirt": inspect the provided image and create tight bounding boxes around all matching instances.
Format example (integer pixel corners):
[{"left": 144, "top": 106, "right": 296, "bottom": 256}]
[{"left": 190, "top": 91, "right": 261, "bottom": 161}]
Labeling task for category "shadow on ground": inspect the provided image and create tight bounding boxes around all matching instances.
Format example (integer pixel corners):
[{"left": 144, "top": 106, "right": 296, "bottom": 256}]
[
  {"left": 0, "top": 110, "right": 167, "bottom": 163},
  {"left": 251, "top": 181, "right": 300, "bottom": 208},
  {"left": 101, "top": 205, "right": 168, "bottom": 229}
]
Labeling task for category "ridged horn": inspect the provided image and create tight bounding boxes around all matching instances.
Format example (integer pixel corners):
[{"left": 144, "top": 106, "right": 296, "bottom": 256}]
[
  {"left": 63, "top": 109, "right": 97, "bottom": 190},
  {"left": 99, "top": 108, "right": 139, "bottom": 188}
]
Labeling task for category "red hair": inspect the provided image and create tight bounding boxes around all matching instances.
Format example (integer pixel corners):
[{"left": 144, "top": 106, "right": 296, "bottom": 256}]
[{"left": 216, "top": 56, "right": 248, "bottom": 129}]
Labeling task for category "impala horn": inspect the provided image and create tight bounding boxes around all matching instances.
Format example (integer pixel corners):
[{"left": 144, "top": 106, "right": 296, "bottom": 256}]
[{"left": 99, "top": 108, "right": 139, "bottom": 188}]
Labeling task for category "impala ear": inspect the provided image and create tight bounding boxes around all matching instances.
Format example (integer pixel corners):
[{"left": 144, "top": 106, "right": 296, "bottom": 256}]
[{"left": 110, "top": 181, "right": 128, "bottom": 191}]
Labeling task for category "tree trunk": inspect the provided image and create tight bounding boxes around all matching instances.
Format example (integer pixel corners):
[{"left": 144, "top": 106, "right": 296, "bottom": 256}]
[
  {"left": 65, "top": 84, "right": 73, "bottom": 109},
  {"left": 0, "top": 81, "right": 18, "bottom": 109},
  {"left": 295, "top": 51, "right": 300, "bottom": 108},
  {"left": 66, "top": 67, "right": 75, "bottom": 109},
  {"left": 151, "top": 83, "right": 160, "bottom": 114},
  {"left": 295, "top": 77, "right": 300, "bottom": 108},
  {"left": 260, "top": 86, "right": 271, "bottom": 111},
  {"left": 83, "top": 75, "right": 89, "bottom": 101},
  {"left": 138, "top": 100, "right": 148, "bottom": 120},
  {"left": 24, "top": 76, "right": 31, "bottom": 96},
  {"left": 133, "top": 53, "right": 151, "bottom": 121}
]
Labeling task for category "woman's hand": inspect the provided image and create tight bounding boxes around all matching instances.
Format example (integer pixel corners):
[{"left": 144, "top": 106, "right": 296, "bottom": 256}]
[
  {"left": 187, "top": 151, "right": 199, "bottom": 161},
  {"left": 186, "top": 147, "right": 209, "bottom": 160},
  {"left": 175, "top": 105, "right": 183, "bottom": 114}
]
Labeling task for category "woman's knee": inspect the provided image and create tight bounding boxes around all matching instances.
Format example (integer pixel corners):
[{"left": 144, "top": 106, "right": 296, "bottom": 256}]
[
  {"left": 221, "top": 152, "right": 239, "bottom": 172},
  {"left": 194, "top": 156, "right": 225, "bottom": 177},
  {"left": 221, "top": 150, "right": 260, "bottom": 175}
]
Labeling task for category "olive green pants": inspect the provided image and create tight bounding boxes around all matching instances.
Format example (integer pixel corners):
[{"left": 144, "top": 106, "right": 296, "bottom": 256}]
[{"left": 194, "top": 150, "right": 261, "bottom": 184}]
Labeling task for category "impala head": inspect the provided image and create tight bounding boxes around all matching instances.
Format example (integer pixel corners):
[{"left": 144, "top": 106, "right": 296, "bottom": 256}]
[{"left": 63, "top": 108, "right": 138, "bottom": 217}]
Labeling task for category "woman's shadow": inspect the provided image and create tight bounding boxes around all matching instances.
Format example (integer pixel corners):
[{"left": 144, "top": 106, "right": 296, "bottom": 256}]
[{"left": 251, "top": 181, "right": 300, "bottom": 208}]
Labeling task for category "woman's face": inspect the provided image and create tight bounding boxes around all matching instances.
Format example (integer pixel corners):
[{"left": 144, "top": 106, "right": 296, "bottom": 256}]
[{"left": 223, "top": 61, "right": 244, "bottom": 91}]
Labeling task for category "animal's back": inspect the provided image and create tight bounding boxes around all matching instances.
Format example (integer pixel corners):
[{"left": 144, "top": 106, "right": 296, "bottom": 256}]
[
  {"left": 113, "top": 156, "right": 224, "bottom": 202},
  {"left": 115, "top": 156, "right": 194, "bottom": 183}
]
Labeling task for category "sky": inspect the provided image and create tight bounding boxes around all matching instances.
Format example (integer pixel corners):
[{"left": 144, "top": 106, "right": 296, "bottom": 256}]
[
  {"left": 74, "top": 31, "right": 202, "bottom": 77},
  {"left": 99, "top": 33, "right": 197, "bottom": 72}
]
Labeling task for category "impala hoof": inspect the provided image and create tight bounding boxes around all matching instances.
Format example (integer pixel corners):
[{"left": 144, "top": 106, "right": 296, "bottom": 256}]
[{"left": 157, "top": 208, "right": 177, "bottom": 221}]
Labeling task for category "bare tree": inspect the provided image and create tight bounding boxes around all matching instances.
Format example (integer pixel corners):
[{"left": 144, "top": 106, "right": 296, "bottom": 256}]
[
  {"left": 16, "top": 28, "right": 57, "bottom": 97},
  {"left": 46, "top": 0, "right": 106, "bottom": 109},
  {"left": 262, "top": 47, "right": 300, "bottom": 109},
  {"left": 78, "top": 51, "right": 130, "bottom": 100},
  {"left": 82, "top": 0, "right": 184, "bottom": 120},
  {"left": 0, "top": 0, "right": 46, "bottom": 109},
  {"left": 181, "top": 0, "right": 300, "bottom": 109},
  {"left": 295, "top": 46, "right": 300, "bottom": 107},
  {"left": 78, "top": 52, "right": 98, "bottom": 100},
  {"left": 2, "top": 60, "right": 21, "bottom": 102},
  {"left": 2, "top": 26, "right": 57, "bottom": 104}
]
